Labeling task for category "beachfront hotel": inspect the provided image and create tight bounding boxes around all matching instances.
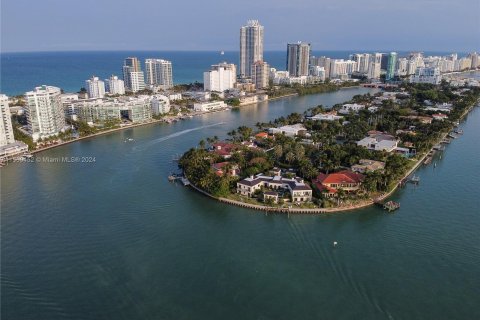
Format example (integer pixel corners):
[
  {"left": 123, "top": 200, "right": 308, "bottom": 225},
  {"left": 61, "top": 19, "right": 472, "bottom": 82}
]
[
  {"left": 25, "top": 85, "right": 67, "bottom": 141},
  {"left": 239, "top": 20, "right": 264, "bottom": 78},
  {"left": 144, "top": 59, "right": 173, "bottom": 89}
]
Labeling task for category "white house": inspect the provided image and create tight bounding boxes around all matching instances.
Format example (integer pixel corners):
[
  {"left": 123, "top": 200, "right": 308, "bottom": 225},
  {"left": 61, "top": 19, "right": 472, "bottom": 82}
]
[
  {"left": 357, "top": 132, "right": 399, "bottom": 152},
  {"left": 338, "top": 103, "right": 365, "bottom": 114},
  {"left": 237, "top": 174, "right": 312, "bottom": 203},
  {"left": 193, "top": 101, "right": 227, "bottom": 112},
  {"left": 310, "top": 111, "right": 343, "bottom": 121},
  {"left": 269, "top": 124, "right": 308, "bottom": 137}
]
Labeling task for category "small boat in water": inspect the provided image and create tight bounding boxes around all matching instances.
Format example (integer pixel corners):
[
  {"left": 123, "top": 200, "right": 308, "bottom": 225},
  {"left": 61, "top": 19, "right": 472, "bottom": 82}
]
[
  {"left": 410, "top": 175, "right": 420, "bottom": 183},
  {"left": 383, "top": 201, "right": 400, "bottom": 212}
]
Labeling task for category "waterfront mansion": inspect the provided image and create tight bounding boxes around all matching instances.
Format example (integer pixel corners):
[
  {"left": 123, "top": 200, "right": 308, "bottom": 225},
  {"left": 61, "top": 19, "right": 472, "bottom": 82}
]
[{"left": 237, "top": 174, "right": 312, "bottom": 203}]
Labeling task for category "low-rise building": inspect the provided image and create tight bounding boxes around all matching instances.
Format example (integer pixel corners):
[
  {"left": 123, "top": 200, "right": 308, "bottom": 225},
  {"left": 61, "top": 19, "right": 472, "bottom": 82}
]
[
  {"left": 313, "top": 171, "right": 364, "bottom": 197},
  {"left": 211, "top": 162, "right": 239, "bottom": 177},
  {"left": 263, "top": 191, "right": 279, "bottom": 204},
  {"left": 210, "top": 142, "right": 236, "bottom": 159},
  {"left": 309, "top": 110, "right": 343, "bottom": 121},
  {"left": 338, "top": 103, "right": 365, "bottom": 114},
  {"left": 75, "top": 96, "right": 152, "bottom": 124},
  {"left": 432, "top": 113, "right": 448, "bottom": 121},
  {"left": 0, "top": 141, "right": 29, "bottom": 161},
  {"left": 269, "top": 124, "right": 307, "bottom": 137},
  {"left": 237, "top": 174, "right": 312, "bottom": 203},
  {"left": 193, "top": 101, "right": 227, "bottom": 112},
  {"left": 357, "top": 132, "right": 398, "bottom": 152},
  {"left": 351, "top": 159, "right": 385, "bottom": 173},
  {"left": 151, "top": 95, "right": 170, "bottom": 115}
]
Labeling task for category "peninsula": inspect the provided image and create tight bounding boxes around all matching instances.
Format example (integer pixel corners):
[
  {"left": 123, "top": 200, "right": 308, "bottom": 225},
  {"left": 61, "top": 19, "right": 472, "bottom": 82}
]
[{"left": 179, "top": 82, "right": 480, "bottom": 213}]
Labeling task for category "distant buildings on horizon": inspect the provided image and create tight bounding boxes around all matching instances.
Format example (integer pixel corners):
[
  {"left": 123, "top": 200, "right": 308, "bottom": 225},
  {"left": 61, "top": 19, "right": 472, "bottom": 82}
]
[{"left": 1, "top": 18, "right": 479, "bottom": 151}]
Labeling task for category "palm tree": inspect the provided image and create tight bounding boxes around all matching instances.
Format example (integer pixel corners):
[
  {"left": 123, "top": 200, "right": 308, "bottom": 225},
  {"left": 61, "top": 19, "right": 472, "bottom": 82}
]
[{"left": 285, "top": 151, "right": 295, "bottom": 164}]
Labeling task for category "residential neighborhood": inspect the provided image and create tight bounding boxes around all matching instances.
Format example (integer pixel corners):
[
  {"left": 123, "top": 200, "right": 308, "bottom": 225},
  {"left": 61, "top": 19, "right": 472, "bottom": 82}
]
[{"left": 179, "top": 82, "right": 480, "bottom": 209}]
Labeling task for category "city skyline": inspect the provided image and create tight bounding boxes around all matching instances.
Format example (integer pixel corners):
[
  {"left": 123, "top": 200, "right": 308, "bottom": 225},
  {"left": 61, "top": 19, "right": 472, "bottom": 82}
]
[{"left": 1, "top": 0, "right": 479, "bottom": 53}]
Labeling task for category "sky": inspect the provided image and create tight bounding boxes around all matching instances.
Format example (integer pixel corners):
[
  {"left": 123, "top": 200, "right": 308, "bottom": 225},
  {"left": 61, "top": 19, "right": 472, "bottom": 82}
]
[{"left": 1, "top": 0, "right": 479, "bottom": 53}]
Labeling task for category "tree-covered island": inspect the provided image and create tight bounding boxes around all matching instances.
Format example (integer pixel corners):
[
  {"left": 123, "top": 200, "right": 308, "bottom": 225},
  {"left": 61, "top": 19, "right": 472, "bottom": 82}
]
[{"left": 179, "top": 82, "right": 480, "bottom": 210}]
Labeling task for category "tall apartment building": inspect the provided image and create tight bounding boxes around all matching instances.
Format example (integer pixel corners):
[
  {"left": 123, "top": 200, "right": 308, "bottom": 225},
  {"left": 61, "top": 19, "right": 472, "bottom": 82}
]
[
  {"left": 311, "top": 56, "right": 331, "bottom": 78},
  {"left": 396, "top": 58, "right": 409, "bottom": 76},
  {"left": 25, "top": 85, "right": 66, "bottom": 141},
  {"left": 203, "top": 62, "right": 237, "bottom": 92},
  {"left": 251, "top": 61, "right": 270, "bottom": 89},
  {"left": 286, "top": 42, "right": 311, "bottom": 77},
  {"left": 0, "top": 94, "right": 15, "bottom": 147},
  {"left": 105, "top": 75, "right": 126, "bottom": 95},
  {"left": 367, "top": 53, "right": 382, "bottom": 79},
  {"left": 386, "top": 52, "right": 398, "bottom": 80},
  {"left": 239, "top": 20, "right": 264, "bottom": 78},
  {"left": 469, "top": 52, "right": 479, "bottom": 69},
  {"left": 85, "top": 76, "right": 106, "bottom": 98},
  {"left": 145, "top": 59, "right": 173, "bottom": 89},
  {"left": 123, "top": 57, "right": 145, "bottom": 92},
  {"left": 351, "top": 53, "right": 371, "bottom": 74}
]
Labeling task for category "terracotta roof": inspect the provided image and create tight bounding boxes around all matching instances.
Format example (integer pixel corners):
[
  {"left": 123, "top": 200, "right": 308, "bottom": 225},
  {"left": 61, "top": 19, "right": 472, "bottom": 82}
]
[
  {"left": 211, "top": 142, "right": 236, "bottom": 156},
  {"left": 212, "top": 162, "right": 229, "bottom": 170},
  {"left": 315, "top": 171, "right": 364, "bottom": 184},
  {"left": 255, "top": 132, "right": 269, "bottom": 138}
]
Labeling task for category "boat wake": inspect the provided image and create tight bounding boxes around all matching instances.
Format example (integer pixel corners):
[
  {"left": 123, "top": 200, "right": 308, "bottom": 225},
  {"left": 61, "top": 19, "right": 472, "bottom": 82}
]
[{"left": 135, "top": 122, "right": 225, "bottom": 150}]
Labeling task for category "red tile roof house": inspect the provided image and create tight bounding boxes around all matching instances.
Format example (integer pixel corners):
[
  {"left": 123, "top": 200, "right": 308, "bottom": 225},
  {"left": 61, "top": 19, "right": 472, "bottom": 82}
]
[
  {"left": 313, "top": 171, "right": 365, "bottom": 198},
  {"left": 255, "top": 132, "right": 270, "bottom": 140},
  {"left": 211, "top": 162, "right": 239, "bottom": 177},
  {"left": 210, "top": 142, "right": 237, "bottom": 159}
]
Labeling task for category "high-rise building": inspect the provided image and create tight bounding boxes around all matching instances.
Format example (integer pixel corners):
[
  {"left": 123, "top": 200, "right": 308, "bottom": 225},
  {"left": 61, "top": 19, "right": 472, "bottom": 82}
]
[
  {"left": 123, "top": 57, "right": 145, "bottom": 92},
  {"left": 145, "top": 59, "right": 173, "bottom": 89},
  {"left": 25, "top": 85, "right": 66, "bottom": 141},
  {"left": 386, "top": 52, "right": 398, "bottom": 81},
  {"left": 0, "top": 94, "right": 15, "bottom": 147},
  {"left": 367, "top": 53, "right": 382, "bottom": 79},
  {"left": 203, "top": 62, "right": 237, "bottom": 92},
  {"left": 85, "top": 76, "right": 106, "bottom": 98},
  {"left": 105, "top": 75, "right": 125, "bottom": 95},
  {"left": 311, "top": 56, "right": 332, "bottom": 79},
  {"left": 239, "top": 20, "right": 264, "bottom": 78},
  {"left": 309, "top": 66, "right": 326, "bottom": 81},
  {"left": 286, "top": 42, "right": 311, "bottom": 77},
  {"left": 396, "top": 58, "right": 408, "bottom": 76},
  {"left": 351, "top": 53, "right": 371, "bottom": 74},
  {"left": 469, "top": 52, "right": 479, "bottom": 69},
  {"left": 251, "top": 61, "right": 269, "bottom": 89}
]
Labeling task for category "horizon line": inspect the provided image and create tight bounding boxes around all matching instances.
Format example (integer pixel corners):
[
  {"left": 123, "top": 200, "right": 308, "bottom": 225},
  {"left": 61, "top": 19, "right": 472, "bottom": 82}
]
[{"left": 1, "top": 49, "right": 474, "bottom": 55}]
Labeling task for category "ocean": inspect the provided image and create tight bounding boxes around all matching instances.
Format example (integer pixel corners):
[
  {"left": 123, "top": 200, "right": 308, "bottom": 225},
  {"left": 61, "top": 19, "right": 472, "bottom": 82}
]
[{"left": 0, "top": 50, "right": 464, "bottom": 96}]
